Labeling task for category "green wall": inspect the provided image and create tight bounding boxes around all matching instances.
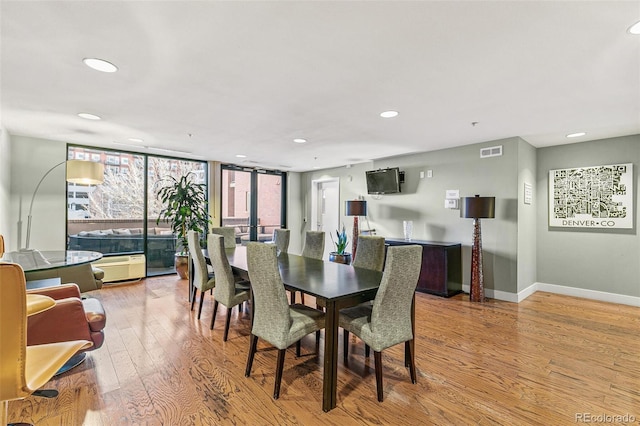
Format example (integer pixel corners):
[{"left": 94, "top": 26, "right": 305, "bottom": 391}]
[
  {"left": 536, "top": 134, "right": 640, "bottom": 297},
  {"left": 302, "top": 137, "right": 530, "bottom": 298}
]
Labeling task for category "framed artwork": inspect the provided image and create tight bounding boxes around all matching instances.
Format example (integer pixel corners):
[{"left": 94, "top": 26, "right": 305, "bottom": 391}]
[{"left": 549, "top": 163, "right": 633, "bottom": 229}]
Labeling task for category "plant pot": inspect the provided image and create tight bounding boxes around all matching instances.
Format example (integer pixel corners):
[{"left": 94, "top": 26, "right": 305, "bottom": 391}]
[
  {"left": 329, "top": 252, "right": 351, "bottom": 265},
  {"left": 175, "top": 253, "right": 189, "bottom": 279}
]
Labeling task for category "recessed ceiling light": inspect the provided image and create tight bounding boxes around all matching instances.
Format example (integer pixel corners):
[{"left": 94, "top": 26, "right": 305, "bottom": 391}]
[
  {"left": 380, "top": 110, "right": 399, "bottom": 118},
  {"left": 83, "top": 58, "right": 118, "bottom": 73},
  {"left": 628, "top": 20, "right": 640, "bottom": 35},
  {"left": 293, "top": 138, "right": 307, "bottom": 144},
  {"left": 78, "top": 112, "right": 101, "bottom": 120},
  {"left": 128, "top": 138, "right": 144, "bottom": 143},
  {"left": 566, "top": 132, "right": 586, "bottom": 138},
  {"left": 236, "top": 154, "right": 247, "bottom": 158}
]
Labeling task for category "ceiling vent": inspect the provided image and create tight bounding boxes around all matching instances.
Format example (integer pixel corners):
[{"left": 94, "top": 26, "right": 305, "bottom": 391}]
[{"left": 480, "top": 145, "right": 503, "bottom": 158}]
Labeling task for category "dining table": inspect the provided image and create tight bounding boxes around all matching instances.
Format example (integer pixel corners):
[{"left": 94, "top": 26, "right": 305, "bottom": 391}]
[{"left": 215, "top": 245, "right": 414, "bottom": 412}]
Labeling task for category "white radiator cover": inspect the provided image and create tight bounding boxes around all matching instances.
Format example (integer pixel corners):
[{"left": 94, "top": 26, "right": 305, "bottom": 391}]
[{"left": 93, "top": 254, "right": 146, "bottom": 282}]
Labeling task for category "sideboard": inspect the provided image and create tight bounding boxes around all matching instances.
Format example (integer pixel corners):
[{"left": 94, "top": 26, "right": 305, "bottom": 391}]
[{"left": 385, "top": 238, "right": 462, "bottom": 297}]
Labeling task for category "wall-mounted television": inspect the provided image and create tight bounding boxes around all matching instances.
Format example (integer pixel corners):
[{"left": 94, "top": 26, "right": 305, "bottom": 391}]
[{"left": 366, "top": 167, "right": 402, "bottom": 194}]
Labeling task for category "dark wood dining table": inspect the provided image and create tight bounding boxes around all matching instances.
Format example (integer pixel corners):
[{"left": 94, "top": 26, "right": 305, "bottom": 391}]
[{"left": 199, "top": 245, "right": 414, "bottom": 412}]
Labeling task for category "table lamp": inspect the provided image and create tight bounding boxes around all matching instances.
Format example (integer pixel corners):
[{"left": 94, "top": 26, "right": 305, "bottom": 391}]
[
  {"left": 460, "top": 195, "right": 495, "bottom": 302},
  {"left": 345, "top": 200, "right": 367, "bottom": 259},
  {"left": 20, "top": 159, "right": 104, "bottom": 250}
]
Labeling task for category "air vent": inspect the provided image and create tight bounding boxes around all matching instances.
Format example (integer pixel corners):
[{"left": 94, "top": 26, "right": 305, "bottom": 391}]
[{"left": 480, "top": 145, "right": 503, "bottom": 158}]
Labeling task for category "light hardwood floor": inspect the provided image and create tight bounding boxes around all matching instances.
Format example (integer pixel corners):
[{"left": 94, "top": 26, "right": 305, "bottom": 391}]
[{"left": 8, "top": 275, "right": 640, "bottom": 425}]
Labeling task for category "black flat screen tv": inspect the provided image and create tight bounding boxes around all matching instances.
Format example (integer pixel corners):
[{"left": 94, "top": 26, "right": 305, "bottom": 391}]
[{"left": 366, "top": 168, "right": 401, "bottom": 194}]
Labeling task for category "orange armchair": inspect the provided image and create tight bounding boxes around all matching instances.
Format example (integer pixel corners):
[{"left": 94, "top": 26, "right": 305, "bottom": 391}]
[
  {"left": 26, "top": 284, "right": 106, "bottom": 354},
  {"left": 1, "top": 262, "right": 91, "bottom": 426}
]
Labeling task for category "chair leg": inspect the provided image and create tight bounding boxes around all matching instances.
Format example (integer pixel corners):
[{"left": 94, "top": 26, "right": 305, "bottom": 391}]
[
  {"left": 407, "top": 339, "right": 417, "bottom": 384},
  {"left": 245, "top": 334, "right": 258, "bottom": 377},
  {"left": 197, "top": 291, "right": 206, "bottom": 319},
  {"left": 223, "top": 306, "right": 233, "bottom": 341},
  {"left": 190, "top": 286, "right": 197, "bottom": 311},
  {"left": 1, "top": 400, "right": 8, "bottom": 426},
  {"left": 374, "top": 351, "right": 384, "bottom": 402},
  {"left": 289, "top": 291, "right": 295, "bottom": 304},
  {"left": 274, "top": 348, "right": 286, "bottom": 399},
  {"left": 296, "top": 340, "right": 301, "bottom": 357},
  {"left": 365, "top": 344, "right": 370, "bottom": 358},
  {"left": 343, "top": 330, "right": 349, "bottom": 363},
  {"left": 210, "top": 300, "right": 219, "bottom": 330},
  {"left": 301, "top": 293, "right": 305, "bottom": 304}
]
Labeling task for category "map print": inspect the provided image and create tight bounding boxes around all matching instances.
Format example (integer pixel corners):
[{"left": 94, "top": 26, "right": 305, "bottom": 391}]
[{"left": 549, "top": 163, "right": 633, "bottom": 229}]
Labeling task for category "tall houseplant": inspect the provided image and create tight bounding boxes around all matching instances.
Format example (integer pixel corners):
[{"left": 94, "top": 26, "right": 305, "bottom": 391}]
[{"left": 156, "top": 173, "right": 211, "bottom": 277}]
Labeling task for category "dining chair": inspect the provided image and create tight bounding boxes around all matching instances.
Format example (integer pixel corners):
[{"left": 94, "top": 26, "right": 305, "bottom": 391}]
[
  {"left": 1, "top": 262, "right": 92, "bottom": 426},
  {"left": 210, "top": 227, "right": 237, "bottom": 249},
  {"left": 245, "top": 242, "right": 326, "bottom": 399},
  {"left": 187, "top": 230, "right": 216, "bottom": 320},
  {"left": 352, "top": 235, "right": 386, "bottom": 272},
  {"left": 339, "top": 244, "right": 422, "bottom": 402},
  {"left": 294, "top": 230, "right": 325, "bottom": 304},
  {"left": 207, "top": 233, "right": 251, "bottom": 340},
  {"left": 301, "top": 231, "right": 324, "bottom": 260},
  {"left": 272, "top": 228, "right": 290, "bottom": 254}
]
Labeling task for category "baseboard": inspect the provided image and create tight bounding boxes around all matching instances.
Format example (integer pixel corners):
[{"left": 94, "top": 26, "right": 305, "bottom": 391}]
[
  {"left": 463, "top": 283, "right": 639, "bottom": 307},
  {"left": 461, "top": 285, "right": 520, "bottom": 303},
  {"left": 532, "top": 282, "right": 640, "bottom": 307}
]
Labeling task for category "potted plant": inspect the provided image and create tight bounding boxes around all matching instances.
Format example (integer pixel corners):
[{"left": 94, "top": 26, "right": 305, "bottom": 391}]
[
  {"left": 329, "top": 224, "right": 351, "bottom": 265},
  {"left": 156, "top": 173, "right": 211, "bottom": 278}
]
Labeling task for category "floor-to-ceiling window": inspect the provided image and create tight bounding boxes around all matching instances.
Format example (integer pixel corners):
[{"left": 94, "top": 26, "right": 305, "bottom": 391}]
[
  {"left": 220, "top": 165, "right": 285, "bottom": 244},
  {"left": 66, "top": 145, "right": 207, "bottom": 276}
]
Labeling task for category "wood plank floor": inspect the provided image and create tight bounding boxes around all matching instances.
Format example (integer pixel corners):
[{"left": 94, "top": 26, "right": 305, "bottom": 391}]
[{"left": 8, "top": 276, "right": 640, "bottom": 425}]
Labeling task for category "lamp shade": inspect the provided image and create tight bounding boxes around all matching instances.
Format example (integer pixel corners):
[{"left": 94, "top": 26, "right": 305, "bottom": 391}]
[
  {"left": 66, "top": 160, "right": 104, "bottom": 185},
  {"left": 460, "top": 195, "right": 495, "bottom": 219},
  {"left": 345, "top": 200, "right": 367, "bottom": 216}
]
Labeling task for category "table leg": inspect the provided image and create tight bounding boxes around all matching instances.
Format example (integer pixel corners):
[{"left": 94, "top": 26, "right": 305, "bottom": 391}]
[{"left": 322, "top": 299, "right": 339, "bottom": 412}]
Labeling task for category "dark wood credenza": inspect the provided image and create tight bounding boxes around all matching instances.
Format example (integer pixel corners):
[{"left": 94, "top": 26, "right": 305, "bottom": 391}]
[{"left": 385, "top": 239, "right": 462, "bottom": 297}]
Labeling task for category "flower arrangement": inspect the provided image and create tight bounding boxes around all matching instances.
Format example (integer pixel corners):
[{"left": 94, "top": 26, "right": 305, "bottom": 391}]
[{"left": 331, "top": 225, "right": 349, "bottom": 255}]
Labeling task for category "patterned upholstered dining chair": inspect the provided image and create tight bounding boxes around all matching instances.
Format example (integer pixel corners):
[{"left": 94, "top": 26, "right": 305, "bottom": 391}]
[
  {"left": 301, "top": 231, "right": 324, "bottom": 260},
  {"left": 245, "top": 242, "right": 326, "bottom": 399},
  {"left": 187, "top": 230, "right": 216, "bottom": 320},
  {"left": 294, "top": 230, "right": 325, "bottom": 304},
  {"left": 210, "top": 227, "right": 237, "bottom": 249},
  {"left": 352, "top": 235, "right": 386, "bottom": 272},
  {"left": 272, "top": 228, "right": 290, "bottom": 254},
  {"left": 207, "top": 233, "right": 251, "bottom": 340},
  {"left": 339, "top": 244, "right": 423, "bottom": 402}
]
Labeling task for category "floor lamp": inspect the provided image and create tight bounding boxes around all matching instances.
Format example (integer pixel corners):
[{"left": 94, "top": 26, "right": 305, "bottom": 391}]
[
  {"left": 345, "top": 200, "right": 367, "bottom": 260},
  {"left": 20, "top": 159, "right": 104, "bottom": 250},
  {"left": 460, "top": 195, "right": 495, "bottom": 302}
]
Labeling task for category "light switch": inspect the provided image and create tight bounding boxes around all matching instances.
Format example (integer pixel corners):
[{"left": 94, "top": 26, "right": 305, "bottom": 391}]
[
  {"left": 419, "top": 171, "right": 425, "bottom": 179},
  {"left": 427, "top": 170, "right": 433, "bottom": 178}
]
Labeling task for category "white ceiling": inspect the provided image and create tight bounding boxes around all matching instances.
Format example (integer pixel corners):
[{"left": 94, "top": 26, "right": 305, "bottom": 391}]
[{"left": 2, "top": 1, "right": 639, "bottom": 172}]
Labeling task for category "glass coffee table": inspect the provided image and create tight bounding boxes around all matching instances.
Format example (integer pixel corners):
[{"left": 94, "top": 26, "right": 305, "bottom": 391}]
[{"left": 1, "top": 249, "right": 102, "bottom": 273}]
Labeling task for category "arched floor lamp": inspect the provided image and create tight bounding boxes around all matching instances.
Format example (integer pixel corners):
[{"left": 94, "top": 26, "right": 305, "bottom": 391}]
[
  {"left": 460, "top": 195, "right": 495, "bottom": 302},
  {"left": 20, "top": 160, "right": 104, "bottom": 250}
]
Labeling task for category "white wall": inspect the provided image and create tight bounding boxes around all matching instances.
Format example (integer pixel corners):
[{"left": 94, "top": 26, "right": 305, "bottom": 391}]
[
  {"left": 10, "top": 135, "right": 68, "bottom": 251},
  {"left": 286, "top": 171, "right": 304, "bottom": 254},
  {"left": 517, "top": 139, "right": 537, "bottom": 293},
  {"left": 0, "top": 128, "right": 12, "bottom": 248}
]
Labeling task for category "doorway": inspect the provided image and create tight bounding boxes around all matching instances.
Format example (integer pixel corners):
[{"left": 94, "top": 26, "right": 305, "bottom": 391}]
[{"left": 311, "top": 178, "right": 340, "bottom": 260}]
